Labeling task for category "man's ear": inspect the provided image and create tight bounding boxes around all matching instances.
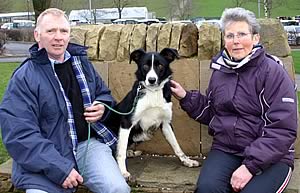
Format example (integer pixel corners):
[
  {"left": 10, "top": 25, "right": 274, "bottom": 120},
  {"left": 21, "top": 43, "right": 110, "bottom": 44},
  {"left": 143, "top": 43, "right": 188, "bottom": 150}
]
[
  {"left": 130, "top": 48, "right": 146, "bottom": 64},
  {"left": 34, "top": 29, "right": 40, "bottom": 42}
]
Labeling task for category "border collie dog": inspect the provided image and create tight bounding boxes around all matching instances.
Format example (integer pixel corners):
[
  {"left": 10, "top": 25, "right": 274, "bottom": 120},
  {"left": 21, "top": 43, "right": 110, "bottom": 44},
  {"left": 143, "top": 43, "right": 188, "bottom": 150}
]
[{"left": 108, "top": 48, "right": 200, "bottom": 178}]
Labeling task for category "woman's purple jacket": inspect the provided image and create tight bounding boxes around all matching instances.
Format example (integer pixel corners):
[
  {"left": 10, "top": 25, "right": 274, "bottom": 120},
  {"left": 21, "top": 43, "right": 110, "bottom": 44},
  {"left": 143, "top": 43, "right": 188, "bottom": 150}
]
[{"left": 180, "top": 48, "right": 298, "bottom": 175}]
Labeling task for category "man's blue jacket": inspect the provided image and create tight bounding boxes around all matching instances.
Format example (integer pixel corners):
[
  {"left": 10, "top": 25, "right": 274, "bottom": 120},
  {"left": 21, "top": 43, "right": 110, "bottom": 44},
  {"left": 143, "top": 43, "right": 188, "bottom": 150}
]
[{"left": 0, "top": 43, "right": 115, "bottom": 192}]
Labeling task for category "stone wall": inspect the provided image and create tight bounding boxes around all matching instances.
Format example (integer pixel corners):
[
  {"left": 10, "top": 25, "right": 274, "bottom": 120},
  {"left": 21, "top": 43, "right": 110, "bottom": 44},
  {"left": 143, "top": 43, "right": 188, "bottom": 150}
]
[{"left": 70, "top": 19, "right": 298, "bottom": 158}]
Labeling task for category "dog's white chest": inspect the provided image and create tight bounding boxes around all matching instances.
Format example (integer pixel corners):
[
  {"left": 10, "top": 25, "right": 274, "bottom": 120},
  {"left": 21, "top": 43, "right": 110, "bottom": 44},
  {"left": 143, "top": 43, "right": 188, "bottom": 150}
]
[{"left": 132, "top": 89, "right": 172, "bottom": 129}]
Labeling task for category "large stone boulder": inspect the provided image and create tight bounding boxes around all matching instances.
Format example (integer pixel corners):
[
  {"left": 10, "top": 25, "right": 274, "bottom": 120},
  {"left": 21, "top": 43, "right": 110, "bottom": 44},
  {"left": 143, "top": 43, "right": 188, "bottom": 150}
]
[
  {"left": 258, "top": 18, "right": 291, "bottom": 57},
  {"left": 129, "top": 24, "right": 147, "bottom": 54},
  {"left": 117, "top": 24, "right": 135, "bottom": 61},
  {"left": 157, "top": 23, "right": 173, "bottom": 52},
  {"left": 146, "top": 23, "right": 162, "bottom": 52},
  {"left": 179, "top": 23, "right": 198, "bottom": 57},
  {"left": 198, "top": 23, "right": 221, "bottom": 60},
  {"left": 99, "top": 24, "right": 123, "bottom": 61},
  {"left": 85, "top": 25, "right": 106, "bottom": 60}
]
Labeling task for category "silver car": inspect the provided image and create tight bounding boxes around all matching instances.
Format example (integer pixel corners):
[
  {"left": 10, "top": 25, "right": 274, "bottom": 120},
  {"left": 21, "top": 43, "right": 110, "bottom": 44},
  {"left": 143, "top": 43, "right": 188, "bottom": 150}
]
[{"left": 284, "top": 25, "right": 300, "bottom": 45}]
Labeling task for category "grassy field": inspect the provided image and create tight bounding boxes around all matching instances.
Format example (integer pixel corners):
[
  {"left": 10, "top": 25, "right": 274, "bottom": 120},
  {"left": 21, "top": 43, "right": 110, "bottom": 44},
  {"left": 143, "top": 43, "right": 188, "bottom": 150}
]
[
  {"left": 0, "top": 63, "right": 18, "bottom": 164},
  {"left": 7, "top": 0, "right": 300, "bottom": 19},
  {"left": 292, "top": 50, "right": 300, "bottom": 74}
]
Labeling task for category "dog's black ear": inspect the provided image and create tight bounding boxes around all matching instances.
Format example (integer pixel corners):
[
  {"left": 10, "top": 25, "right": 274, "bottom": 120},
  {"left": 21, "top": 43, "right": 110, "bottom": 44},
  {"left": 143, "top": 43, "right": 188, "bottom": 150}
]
[
  {"left": 160, "top": 48, "right": 180, "bottom": 63},
  {"left": 130, "top": 48, "right": 146, "bottom": 64}
]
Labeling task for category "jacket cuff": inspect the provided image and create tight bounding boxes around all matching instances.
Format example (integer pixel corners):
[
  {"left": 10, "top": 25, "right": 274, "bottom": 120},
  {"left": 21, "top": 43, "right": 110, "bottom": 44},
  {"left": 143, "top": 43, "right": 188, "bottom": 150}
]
[
  {"left": 243, "top": 161, "right": 262, "bottom": 176},
  {"left": 93, "top": 100, "right": 114, "bottom": 121},
  {"left": 179, "top": 91, "right": 192, "bottom": 109},
  {"left": 45, "top": 160, "right": 75, "bottom": 185}
]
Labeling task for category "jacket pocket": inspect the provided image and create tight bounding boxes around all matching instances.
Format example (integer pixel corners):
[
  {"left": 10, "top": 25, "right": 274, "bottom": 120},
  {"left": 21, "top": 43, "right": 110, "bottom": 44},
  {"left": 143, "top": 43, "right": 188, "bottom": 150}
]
[
  {"left": 234, "top": 118, "right": 263, "bottom": 150},
  {"left": 209, "top": 115, "right": 237, "bottom": 148}
]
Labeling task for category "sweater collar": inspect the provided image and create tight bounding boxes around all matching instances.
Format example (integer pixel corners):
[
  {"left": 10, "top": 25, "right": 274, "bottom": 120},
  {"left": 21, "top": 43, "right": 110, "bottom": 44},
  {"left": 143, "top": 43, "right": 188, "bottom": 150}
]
[{"left": 49, "top": 51, "right": 71, "bottom": 69}]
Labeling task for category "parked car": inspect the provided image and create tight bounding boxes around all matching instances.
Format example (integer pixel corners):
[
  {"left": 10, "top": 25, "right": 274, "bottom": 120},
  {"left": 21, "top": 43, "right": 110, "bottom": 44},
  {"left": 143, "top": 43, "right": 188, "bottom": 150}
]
[
  {"left": 284, "top": 25, "right": 300, "bottom": 45},
  {"left": 1, "top": 20, "right": 34, "bottom": 30},
  {"left": 157, "top": 17, "right": 167, "bottom": 24},
  {"left": 137, "top": 19, "right": 160, "bottom": 25},
  {"left": 1, "top": 22, "right": 13, "bottom": 30},
  {"left": 280, "top": 20, "right": 299, "bottom": 26},
  {"left": 12, "top": 20, "right": 35, "bottom": 29},
  {"left": 112, "top": 18, "right": 138, "bottom": 24},
  {"left": 170, "top": 20, "right": 193, "bottom": 24}
]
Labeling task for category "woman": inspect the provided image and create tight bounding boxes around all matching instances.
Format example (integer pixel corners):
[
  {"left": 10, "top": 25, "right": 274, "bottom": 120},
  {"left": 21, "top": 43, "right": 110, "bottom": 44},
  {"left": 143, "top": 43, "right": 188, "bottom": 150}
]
[{"left": 171, "top": 7, "right": 297, "bottom": 193}]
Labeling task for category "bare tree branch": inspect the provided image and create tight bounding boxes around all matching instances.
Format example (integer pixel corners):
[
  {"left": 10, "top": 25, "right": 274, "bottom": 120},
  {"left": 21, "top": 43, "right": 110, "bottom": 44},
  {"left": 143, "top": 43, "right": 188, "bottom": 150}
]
[
  {"left": 51, "top": 0, "right": 64, "bottom": 9},
  {"left": 113, "top": 0, "right": 129, "bottom": 19},
  {"left": 249, "top": 0, "right": 284, "bottom": 18},
  {"left": 168, "top": 0, "right": 192, "bottom": 20},
  {"left": 32, "top": 0, "right": 52, "bottom": 22},
  {"left": 231, "top": 0, "right": 248, "bottom": 7}
]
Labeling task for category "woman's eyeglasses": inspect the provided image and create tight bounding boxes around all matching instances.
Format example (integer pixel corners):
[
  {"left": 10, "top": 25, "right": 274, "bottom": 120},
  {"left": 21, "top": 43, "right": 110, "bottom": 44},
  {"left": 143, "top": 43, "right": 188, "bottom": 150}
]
[{"left": 224, "top": 32, "right": 252, "bottom": 41}]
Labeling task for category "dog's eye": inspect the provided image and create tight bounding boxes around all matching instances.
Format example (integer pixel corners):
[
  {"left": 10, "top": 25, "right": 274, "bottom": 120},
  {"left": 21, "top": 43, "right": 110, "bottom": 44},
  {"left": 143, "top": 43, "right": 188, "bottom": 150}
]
[
  {"left": 158, "top": 64, "right": 164, "bottom": 70},
  {"left": 143, "top": 65, "right": 150, "bottom": 71}
]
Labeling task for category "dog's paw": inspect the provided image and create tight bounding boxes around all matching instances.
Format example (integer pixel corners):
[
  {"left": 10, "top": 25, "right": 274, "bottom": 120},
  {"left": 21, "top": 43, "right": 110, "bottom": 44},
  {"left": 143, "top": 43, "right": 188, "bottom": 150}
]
[
  {"left": 181, "top": 156, "right": 200, "bottom": 167},
  {"left": 127, "top": 150, "right": 142, "bottom": 158},
  {"left": 122, "top": 170, "right": 131, "bottom": 180},
  {"left": 127, "top": 175, "right": 137, "bottom": 185}
]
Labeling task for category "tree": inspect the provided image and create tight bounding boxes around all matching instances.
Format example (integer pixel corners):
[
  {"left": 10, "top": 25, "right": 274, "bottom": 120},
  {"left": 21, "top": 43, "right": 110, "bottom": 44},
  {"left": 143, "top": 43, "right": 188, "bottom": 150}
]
[
  {"left": 232, "top": 0, "right": 248, "bottom": 7},
  {"left": 168, "top": 0, "right": 192, "bottom": 20},
  {"left": 51, "top": 0, "right": 64, "bottom": 9},
  {"left": 32, "top": 0, "right": 52, "bottom": 22},
  {"left": 249, "top": 0, "right": 284, "bottom": 18},
  {"left": 113, "top": 0, "right": 129, "bottom": 19},
  {"left": 263, "top": 0, "right": 285, "bottom": 18}
]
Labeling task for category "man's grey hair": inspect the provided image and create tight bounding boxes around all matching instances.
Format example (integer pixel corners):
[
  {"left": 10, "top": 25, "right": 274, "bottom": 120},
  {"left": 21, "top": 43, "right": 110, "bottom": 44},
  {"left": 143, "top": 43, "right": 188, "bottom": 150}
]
[
  {"left": 220, "top": 7, "right": 260, "bottom": 34},
  {"left": 35, "top": 8, "right": 70, "bottom": 33}
]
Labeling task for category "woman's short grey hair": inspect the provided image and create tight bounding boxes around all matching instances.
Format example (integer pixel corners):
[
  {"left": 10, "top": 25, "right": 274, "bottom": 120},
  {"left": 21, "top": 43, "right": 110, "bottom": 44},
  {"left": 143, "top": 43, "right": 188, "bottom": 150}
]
[{"left": 220, "top": 7, "right": 260, "bottom": 34}]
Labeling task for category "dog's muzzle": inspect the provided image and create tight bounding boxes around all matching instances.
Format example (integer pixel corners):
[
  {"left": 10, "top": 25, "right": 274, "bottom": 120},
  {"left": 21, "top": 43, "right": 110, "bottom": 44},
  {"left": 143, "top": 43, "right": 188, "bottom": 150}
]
[{"left": 147, "top": 77, "right": 157, "bottom": 85}]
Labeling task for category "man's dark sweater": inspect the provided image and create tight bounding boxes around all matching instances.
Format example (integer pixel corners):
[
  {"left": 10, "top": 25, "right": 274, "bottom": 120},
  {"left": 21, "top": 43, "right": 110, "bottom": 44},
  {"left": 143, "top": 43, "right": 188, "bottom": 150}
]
[{"left": 54, "top": 60, "right": 96, "bottom": 142}]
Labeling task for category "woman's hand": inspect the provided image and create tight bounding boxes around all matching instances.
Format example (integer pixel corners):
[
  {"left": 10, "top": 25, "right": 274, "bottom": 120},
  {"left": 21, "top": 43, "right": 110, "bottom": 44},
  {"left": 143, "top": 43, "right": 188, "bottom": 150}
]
[
  {"left": 231, "top": 164, "right": 253, "bottom": 192},
  {"left": 170, "top": 80, "right": 186, "bottom": 100},
  {"left": 84, "top": 102, "right": 105, "bottom": 123}
]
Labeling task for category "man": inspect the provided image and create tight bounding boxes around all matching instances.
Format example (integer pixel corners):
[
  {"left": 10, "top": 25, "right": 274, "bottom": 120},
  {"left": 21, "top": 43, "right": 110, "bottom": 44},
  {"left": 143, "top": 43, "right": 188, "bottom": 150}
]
[{"left": 0, "top": 8, "right": 130, "bottom": 193}]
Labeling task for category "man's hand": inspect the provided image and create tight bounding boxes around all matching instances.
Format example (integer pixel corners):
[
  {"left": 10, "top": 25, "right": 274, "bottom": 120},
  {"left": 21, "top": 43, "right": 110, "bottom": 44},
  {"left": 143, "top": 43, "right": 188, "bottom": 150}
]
[
  {"left": 230, "top": 165, "right": 253, "bottom": 192},
  {"left": 62, "top": 168, "right": 83, "bottom": 189},
  {"left": 84, "top": 102, "right": 105, "bottom": 123},
  {"left": 170, "top": 80, "right": 186, "bottom": 100}
]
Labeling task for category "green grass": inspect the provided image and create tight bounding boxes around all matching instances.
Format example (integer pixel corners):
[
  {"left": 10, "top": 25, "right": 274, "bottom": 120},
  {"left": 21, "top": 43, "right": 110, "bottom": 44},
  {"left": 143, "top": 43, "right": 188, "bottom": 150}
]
[
  {"left": 0, "top": 62, "right": 18, "bottom": 164},
  {"left": 292, "top": 50, "right": 300, "bottom": 74},
  {"left": 292, "top": 50, "right": 300, "bottom": 109},
  {"left": 0, "top": 63, "right": 18, "bottom": 102},
  {"left": 6, "top": 0, "right": 300, "bottom": 19}
]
